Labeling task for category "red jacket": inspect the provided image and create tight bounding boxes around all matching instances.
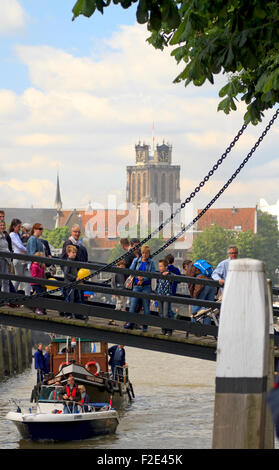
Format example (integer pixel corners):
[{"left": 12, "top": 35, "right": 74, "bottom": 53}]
[{"left": 30, "top": 262, "right": 45, "bottom": 285}]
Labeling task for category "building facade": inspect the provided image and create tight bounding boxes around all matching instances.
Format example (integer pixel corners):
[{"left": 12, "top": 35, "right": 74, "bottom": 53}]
[{"left": 126, "top": 141, "right": 180, "bottom": 207}]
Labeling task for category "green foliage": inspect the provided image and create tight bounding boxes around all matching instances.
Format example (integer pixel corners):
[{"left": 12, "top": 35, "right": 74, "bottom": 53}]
[
  {"left": 43, "top": 226, "right": 70, "bottom": 249},
  {"left": 72, "top": 0, "right": 279, "bottom": 124},
  {"left": 192, "top": 211, "right": 279, "bottom": 282},
  {"left": 192, "top": 225, "right": 234, "bottom": 267}
]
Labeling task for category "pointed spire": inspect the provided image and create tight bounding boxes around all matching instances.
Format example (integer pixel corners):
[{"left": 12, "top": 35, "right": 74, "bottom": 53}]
[{"left": 54, "top": 168, "right": 62, "bottom": 212}]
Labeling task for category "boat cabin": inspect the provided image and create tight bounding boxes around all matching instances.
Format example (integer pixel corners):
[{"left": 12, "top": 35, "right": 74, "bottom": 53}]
[{"left": 50, "top": 337, "right": 109, "bottom": 376}]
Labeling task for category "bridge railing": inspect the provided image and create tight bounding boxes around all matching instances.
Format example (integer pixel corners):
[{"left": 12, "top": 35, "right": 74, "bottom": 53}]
[{"left": 0, "top": 251, "right": 278, "bottom": 341}]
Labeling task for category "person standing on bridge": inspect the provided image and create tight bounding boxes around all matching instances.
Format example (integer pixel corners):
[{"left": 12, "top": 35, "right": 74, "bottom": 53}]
[
  {"left": 124, "top": 245, "right": 155, "bottom": 332},
  {"left": 212, "top": 245, "right": 239, "bottom": 290},
  {"left": 183, "top": 259, "right": 216, "bottom": 325},
  {"left": 26, "top": 223, "right": 46, "bottom": 256},
  {"left": 0, "top": 220, "right": 12, "bottom": 295},
  {"left": 62, "top": 224, "right": 88, "bottom": 263},
  {"left": 9, "top": 218, "right": 28, "bottom": 294}
]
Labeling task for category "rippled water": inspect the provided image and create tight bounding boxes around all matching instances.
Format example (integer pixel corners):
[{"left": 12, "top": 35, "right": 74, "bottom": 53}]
[{"left": 0, "top": 346, "right": 216, "bottom": 449}]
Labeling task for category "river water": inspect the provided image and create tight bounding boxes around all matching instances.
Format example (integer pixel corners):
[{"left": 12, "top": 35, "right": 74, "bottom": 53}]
[{"left": 0, "top": 346, "right": 216, "bottom": 449}]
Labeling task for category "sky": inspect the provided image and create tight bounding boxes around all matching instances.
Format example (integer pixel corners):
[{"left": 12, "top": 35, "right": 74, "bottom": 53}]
[{"left": 0, "top": 0, "right": 279, "bottom": 213}]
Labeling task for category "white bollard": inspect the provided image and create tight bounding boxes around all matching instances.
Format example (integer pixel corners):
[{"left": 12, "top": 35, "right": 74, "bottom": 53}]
[{"left": 212, "top": 259, "right": 271, "bottom": 449}]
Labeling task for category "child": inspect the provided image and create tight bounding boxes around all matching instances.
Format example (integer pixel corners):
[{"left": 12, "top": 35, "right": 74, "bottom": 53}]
[
  {"left": 109, "top": 259, "right": 127, "bottom": 326},
  {"left": 165, "top": 253, "right": 181, "bottom": 319},
  {"left": 156, "top": 259, "right": 173, "bottom": 336},
  {"left": 30, "top": 251, "right": 46, "bottom": 315},
  {"left": 63, "top": 245, "right": 81, "bottom": 319}
]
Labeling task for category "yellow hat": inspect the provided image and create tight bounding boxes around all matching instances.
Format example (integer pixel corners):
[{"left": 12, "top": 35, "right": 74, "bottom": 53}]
[
  {"left": 46, "top": 278, "right": 57, "bottom": 290},
  {"left": 77, "top": 268, "right": 91, "bottom": 280}
]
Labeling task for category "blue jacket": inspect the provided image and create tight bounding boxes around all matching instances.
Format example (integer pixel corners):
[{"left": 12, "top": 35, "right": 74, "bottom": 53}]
[
  {"left": 27, "top": 236, "right": 45, "bottom": 256},
  {"left": 108, "top": 345, "right": 126, "bottom": 366},
  {"left": 167, "top": 264, "right": 181, "bottom": 295},
  {"left": 44, "top": 352, "right": 51, "bottom": 374},
  {"left": 130, "top": 256, "right": 155, "bottom": 286},
  {"left": 34, "top": 348, "right": 46, "bottom": 371}
]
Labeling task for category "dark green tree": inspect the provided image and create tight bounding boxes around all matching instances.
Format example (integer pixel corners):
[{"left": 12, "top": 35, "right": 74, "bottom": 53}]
[
  {"left": 192, "top": 224, "right": 234, "bottom": 267},
  {"left": 72, "top": 0, "right": 279, "bottom": 124},
  {"left": 192, "top": 211, "right": 279, "bottom": 282},
  {"left": 43, "top": 226, "right": 70, "bottom": 249},
  {"left": 254, "top": 210, "right": 279, "bottom": 282}
]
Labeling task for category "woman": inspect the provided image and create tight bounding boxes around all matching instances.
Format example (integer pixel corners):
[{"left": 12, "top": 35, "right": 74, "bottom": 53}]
[
  {"left": 124, "top": 245, "right": 155, "bottom": 332},
  {"left": 9, "top": 218, "right": 28, "bottom": 293},
  {"left": 26, "top": 223, "right": 45, "bottom": 256},
  {"left": 0, "top": 220, "right": 12, "bottom": 293}
]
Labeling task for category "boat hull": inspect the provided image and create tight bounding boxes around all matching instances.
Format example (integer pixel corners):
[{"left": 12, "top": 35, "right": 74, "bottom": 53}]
[{"left": 7, "top": 410, "right": 119, "bottom": 442}]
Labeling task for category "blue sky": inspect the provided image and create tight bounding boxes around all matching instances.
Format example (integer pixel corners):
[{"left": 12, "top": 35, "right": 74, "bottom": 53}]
[{"left": 0, "top": 0, "right": 278, "bottom": 215}]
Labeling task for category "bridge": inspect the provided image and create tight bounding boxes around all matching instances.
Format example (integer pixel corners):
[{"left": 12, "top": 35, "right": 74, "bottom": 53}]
[{"left": 0, "top": 251, "right": 279, "bottom": 363}]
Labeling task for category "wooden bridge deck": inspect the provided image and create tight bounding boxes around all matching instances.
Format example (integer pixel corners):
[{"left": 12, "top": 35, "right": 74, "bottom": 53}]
[{"left": 0, "top": 303, "right": 219, "bottom": 361}]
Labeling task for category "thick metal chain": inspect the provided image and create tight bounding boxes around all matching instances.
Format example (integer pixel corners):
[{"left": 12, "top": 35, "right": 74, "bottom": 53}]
[
  {"left": 152, "top": 108, "right": 279, "bottom": 257},
  {"left": 1, "top": 109, "right": 278, "bottom": 306}
]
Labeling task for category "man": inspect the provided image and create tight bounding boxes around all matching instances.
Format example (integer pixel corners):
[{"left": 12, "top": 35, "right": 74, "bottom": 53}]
[
  {"left": 44, "top": 345, "right": 51, "bottom": 374},
  {"left": 108, "top": 344, "right": 126, "bottom": 380},
  {"left": 60, "top": 375, "right": 81, "bottom": 413},
  {"left": 61, "top": 224, "right": 88, "bottom": 315},
  {"left": 34, "top": 343, "right": 46, "bottom": 384},
  {"left": 165, "top": 253, "right": 181, "bottom": 319},
  {"left": 62, "top": 224, "right": 88, "bottom": 262},
  {"left": 212, "top": 245, "right": 239, "bottom": 289},
  {"left": 21, "top": 223, "right": 32, "bottom": 246},
  {"left": 120, "top": 238, "right": 136, "bottom": 269}
]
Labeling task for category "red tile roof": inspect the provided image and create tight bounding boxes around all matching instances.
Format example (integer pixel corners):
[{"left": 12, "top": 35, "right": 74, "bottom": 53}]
[{"left": 197, "top": 207, "right": 257, "bottom": 233}]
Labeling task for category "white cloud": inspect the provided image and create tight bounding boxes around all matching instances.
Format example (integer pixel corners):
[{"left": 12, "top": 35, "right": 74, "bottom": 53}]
[
  {"left": 0, "top": 23, "right": 278, "bottom": 210},
  {"left": 0, "top": 0, "right": 27, "bottom": 35},
  {"left": 15, "top": 134, "right": 71, "bottom": 146}
]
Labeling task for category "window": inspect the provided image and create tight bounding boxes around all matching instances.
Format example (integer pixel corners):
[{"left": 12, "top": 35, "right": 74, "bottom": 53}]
[{"left": 81, "top": 342, "right": 101, "bottom": 353}]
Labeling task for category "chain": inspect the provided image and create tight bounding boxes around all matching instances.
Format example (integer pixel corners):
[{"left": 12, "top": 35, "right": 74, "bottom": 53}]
[
  {"left": 152, "top": 108, "right": 279, "bottom": 257},
  {"left": 0, "top": 109, "right": 277, "bottom": 307}
]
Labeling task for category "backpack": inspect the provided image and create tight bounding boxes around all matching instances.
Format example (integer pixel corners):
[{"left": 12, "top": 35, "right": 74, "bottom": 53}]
[{"left": 193, "top": 259, "right": 213, "bottom": 278}]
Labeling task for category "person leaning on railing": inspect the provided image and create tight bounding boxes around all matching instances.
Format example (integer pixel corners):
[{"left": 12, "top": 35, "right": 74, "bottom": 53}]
[
  {"left": 183, "top": 259, "right": 217, "bottom": 325},
  {"left": 124, "top": 245, "right": 155, "bottom": 333}
]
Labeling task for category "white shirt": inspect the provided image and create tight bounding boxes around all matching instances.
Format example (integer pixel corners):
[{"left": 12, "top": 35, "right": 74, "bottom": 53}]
[{"left": 10, "top": 232, "right": 26, "bottom": 254}]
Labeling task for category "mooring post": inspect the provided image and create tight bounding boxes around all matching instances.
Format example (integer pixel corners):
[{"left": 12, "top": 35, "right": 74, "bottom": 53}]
[{"left": 212, "top": 259, "right": 271, "bottom": 449}]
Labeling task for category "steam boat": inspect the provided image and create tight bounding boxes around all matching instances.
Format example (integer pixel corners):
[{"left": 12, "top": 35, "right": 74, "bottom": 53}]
[{"left": 31, "top": 337, "right": 135, "bottom": 410}]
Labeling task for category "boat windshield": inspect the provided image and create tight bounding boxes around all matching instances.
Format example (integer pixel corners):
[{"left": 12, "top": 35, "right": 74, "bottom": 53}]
[{"left": 39, "top": 385, "right": 63, "bottom": 402}]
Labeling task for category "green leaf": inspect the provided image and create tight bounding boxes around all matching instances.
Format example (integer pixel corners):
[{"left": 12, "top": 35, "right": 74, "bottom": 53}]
[{"left": 72, "top": 0, "right": 96, "bottom": 20}]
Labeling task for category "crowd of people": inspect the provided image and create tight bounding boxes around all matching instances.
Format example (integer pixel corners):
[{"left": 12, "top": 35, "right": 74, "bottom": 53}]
[
  {"left": 110, "top": 238, "right": 238, "bottom": 335},
  {"left": 0, "top": 209, "right": 88, "bottom": 316},
  {"left": 0, "top": 208, "right": 238, "bottom": 334}
]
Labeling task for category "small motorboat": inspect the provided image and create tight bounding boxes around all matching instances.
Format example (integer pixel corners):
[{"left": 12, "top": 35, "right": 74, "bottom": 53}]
[
  {"left": 6, "top": 398, "right": 119, "bottom": 441},
  {"left": 32, "top": 336, "right": 135, "bottom": 410}
]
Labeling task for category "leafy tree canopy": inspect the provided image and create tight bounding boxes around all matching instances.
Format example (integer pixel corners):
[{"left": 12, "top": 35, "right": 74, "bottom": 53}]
[
  {"left": 72, "top": 0, "right": 279, "bottom": 125},
  {"left": 43, "top": 226, "right": 70, "bottom": 249},
  {"left": 192, "top": 210, "right": 279, "bottom": 282}
]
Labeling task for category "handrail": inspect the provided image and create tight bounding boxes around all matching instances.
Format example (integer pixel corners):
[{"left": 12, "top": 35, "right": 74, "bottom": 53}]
[
  {"left": 1, "top": 251, "right": 278, "bottom": 294},
  {"left": 0, "top": 250, "right": 222, "bottom": 288}
]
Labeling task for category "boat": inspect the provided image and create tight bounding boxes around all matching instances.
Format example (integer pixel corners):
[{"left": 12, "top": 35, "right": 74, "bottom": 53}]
[
  {"left": 31, "top": 337, "right": 135, "bottom": 409},
  {"left": 6, "top": 396, "right": 119, "bottom": 441}
]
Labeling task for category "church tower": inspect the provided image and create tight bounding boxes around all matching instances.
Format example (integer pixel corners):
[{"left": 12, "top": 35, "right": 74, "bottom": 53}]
[{"left": 126, "top": 140, "right": 180, "bottom": 207}]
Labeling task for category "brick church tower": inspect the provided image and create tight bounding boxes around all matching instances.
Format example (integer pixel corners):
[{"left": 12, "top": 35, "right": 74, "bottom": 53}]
[{"left": 126, "top": 141, "right": 180, "bottom": 207}]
